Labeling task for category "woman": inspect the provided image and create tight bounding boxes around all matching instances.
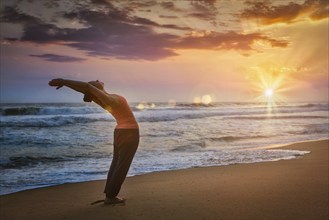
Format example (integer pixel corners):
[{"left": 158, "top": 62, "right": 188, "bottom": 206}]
[{"left": 49, "top": 78, "right": 139, "bottom": 205}]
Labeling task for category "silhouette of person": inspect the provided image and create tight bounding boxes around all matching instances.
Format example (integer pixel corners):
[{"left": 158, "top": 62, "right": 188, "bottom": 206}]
[{"left": 49, "top": 78, "right": 139, "bottom": 205}]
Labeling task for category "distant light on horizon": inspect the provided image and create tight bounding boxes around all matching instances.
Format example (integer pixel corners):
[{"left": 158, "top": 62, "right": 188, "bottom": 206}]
[
  {"left": 201, "top": 95, "right": 212, "bottom": 105},
  {"left": 136, "top": 102, "right": 156, "bottom": 110},
  {"left": 193, "top": 94, "right": 213, "bottom": 105}
]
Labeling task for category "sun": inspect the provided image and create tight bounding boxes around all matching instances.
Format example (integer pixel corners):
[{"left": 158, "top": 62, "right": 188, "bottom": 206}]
[
  {"left": 248, "top": 64, "right": 295, "bottom": 114},
  {"left": 265, "top": 88, "right": 274, "bottom": 98},
  {"left": 264, "top": 88, "right": 275, "bottom": 112},
  {"left": 248, "top": 67, "right": 288, "bottom": 113}
]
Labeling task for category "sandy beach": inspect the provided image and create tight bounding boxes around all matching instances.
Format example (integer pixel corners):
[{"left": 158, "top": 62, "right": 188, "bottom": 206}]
[{"left": 0, "top": 139, "right": 328, "bottom": 220}]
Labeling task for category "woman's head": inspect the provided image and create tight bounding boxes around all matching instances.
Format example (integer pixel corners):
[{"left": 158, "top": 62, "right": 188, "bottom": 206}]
[
  {"left": 83, "top": 80, "right": 105, "bottom": 102},
  {"left": 89, "top": 80, "right": 104, "bottom": 90}
]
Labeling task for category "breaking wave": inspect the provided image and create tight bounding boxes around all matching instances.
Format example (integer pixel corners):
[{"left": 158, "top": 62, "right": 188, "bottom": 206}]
[
  {"left": 0, "top": 156, "right": 70, "bottom": 169},
  {"left": 0, "top": 115, "right": 113, "bottom": 127},
  {"left": 1, "top": 106, "right": 104, "bottom": 116},
  {"left": 1, "top": 102, "right": 328, "bottom": 128}
]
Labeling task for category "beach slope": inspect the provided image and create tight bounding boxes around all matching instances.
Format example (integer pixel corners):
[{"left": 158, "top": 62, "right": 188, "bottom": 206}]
[{"left": 1, "top": 139, "right": 328, "bottom": 220}]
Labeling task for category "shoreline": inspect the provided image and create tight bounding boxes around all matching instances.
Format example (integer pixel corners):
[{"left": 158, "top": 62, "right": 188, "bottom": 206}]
[
  {"left": 1, "top": 139, "right": 328, "bottom": 219},
  {"left": 246, "top": 137, "right": 328, "bottom": 150},
  {"left": 0, "top": 138, "right": 322, "bottom": 196}
]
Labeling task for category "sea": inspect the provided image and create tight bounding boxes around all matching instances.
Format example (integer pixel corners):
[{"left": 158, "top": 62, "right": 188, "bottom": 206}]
[{"left": 0, "top": 102, "right": 328, "bottom": 195}]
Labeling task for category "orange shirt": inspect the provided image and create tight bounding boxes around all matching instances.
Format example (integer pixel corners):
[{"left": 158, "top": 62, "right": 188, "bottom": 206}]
[{"left": 107, "top": 95, "right": 139, "bottom": 129}]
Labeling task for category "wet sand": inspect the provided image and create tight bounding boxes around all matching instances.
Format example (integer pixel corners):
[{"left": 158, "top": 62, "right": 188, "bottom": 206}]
[{"left": 0, "top": 139, "right": 328, "bottom": 220}]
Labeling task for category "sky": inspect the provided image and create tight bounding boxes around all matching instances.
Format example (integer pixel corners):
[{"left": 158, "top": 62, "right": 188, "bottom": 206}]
[{"left": 0, "top": 0, "right": 328, "bottom": 103}]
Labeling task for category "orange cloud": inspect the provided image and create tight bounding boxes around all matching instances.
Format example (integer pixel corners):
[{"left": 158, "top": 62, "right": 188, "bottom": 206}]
[
  {"left": 175, "top": 31, "right": 288, "bottom": 52},
  {"left": 241, "top": 0, "right": 329, "bottom": 25}
]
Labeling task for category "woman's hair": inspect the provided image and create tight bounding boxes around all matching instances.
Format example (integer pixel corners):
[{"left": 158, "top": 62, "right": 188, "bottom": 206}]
[{"left": 88, "top": 80, "right": 104, "bottom": 90}]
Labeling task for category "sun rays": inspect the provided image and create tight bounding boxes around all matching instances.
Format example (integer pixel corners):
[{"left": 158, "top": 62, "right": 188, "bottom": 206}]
[{"left": 247, "top": 64, "right": 296, "bottom": 113}]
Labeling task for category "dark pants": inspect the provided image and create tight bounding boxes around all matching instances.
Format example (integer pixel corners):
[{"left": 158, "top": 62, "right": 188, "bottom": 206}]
[{"left": 104, "top": 129, "right": 139, "bottom": 198}]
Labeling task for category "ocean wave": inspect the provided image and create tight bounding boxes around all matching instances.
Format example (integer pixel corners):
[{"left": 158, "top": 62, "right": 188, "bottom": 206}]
[
  {"left": 0, "top": 156, "right": 70, "bottom": 169},
  {"left": 1, "top": 111, "right": 327, "bottom": 128},
  {"left": 69, "top": 171, "right": 107, "bottom": 175},
  {"left": 2, "top": 102, "right": 327, "bottom": 116},
  {"left": 136, "top": 104, "right": 328, "bottom": 122},
  {"left": 137, "top": 110, "right": 229, "bottom": 123},
  {"left": 289, "top": 123, "right": 329, "bottom": 135},
  {"left": 0, "top": 153, "right": 109, "bottom": 169},
  {"left": 176, "top": 103, "right": 216, "bottom": 108},
  {"left": 143, "top": 131, "right": 183, "bottom": 138},
  {"left": 0, "top": 115, "right": 113, "bottom": 127},
  {"left": 225, "top": 115, "right": 328, "bottom": 120},
  {"left": 201, "top": 149, "right": 310, "bottom": 166},
  {"left": 1, "top": 102, "right": 328, "bottom": 127},
  {"left": 207, "top": 135, "right": 267, "bottom": 142},
  {"left": 0, "top": 106, "right": 104, "bottom": 116},
  {"left": 299, "top": 104, "right": 318, "bottom": 108},
  {"left": 158, "top": 102, "right": 328, "bottom": 110},
  {"left": 170, "top": 135, "right": 269, "bottom": 152},
  {"left": 1, "top": 107, "right": 41, "bottom": 116},
  {"left": 289, "top": 103, "right": 328, "bottom": 109},
  {"left": 170, "top": 142, "right": 207, "bottom": 152}
]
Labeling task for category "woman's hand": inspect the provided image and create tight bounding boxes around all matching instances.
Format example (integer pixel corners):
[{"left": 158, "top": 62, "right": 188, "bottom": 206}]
[{"left": 49, "top": 78, "right": 65, "bottom": 90}]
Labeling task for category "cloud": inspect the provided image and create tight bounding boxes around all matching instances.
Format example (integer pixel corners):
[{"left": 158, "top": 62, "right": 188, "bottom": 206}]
[
  {"left": 1, "top": 1, "right": 289, "bottom": 61},
  {"left": 160, "top": 0, "right": 218, "bottom": 22},
  {"left": 190, "top": 0, "right": 216, "bottom": 7},
  {"left": 128, "top": 1, "right": 158, "bottom": 9},
  {"left": 0, "top": 6, "right": 41, "bottom": 24},
  {"left": 64, "top": 31, "right": 179, "bottom": 61},
  {"left": 187, "top": 0, "right": 218, "bottom": 22},
  {"left": 131, "top": 16, "right": 191, "bottom": 30},
  {"left": 160, "top": 2, "right": 180, "bottom": 11},
  {"left": 175, "top": 31, "right": 288, "bottom": 52},
  {"left": 308, "top": 0, "right": 329, "bottom": 20},
  {"left": 159, "top": 15, "right": 179, "bottom": 19},
  {"left": 29, "top": 54, "right": 87, "bottom": 62},
  {"left": 90, "top": 0, "right": 112, "bottom": 6},
  {"left": 241, "top": 0, "right": 329, "bottom": 25},
  {"left": 187, "top": 12, "right": 216, "bottom": 21},
  {"left": 1, "top": 5, "right": 184, "bottom": 60}
]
